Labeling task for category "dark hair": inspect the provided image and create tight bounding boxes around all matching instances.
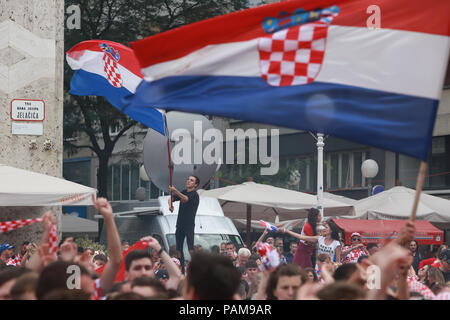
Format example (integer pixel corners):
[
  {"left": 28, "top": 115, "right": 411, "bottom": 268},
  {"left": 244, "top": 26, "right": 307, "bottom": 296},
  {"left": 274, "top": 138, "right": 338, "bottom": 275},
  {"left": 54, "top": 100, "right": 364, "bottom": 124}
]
[
  {"left": 190, "top": 175, "right": 200, "bottom": 186},
  {"left": 307, "top": 208, "right": 320, "bottom": 236},
  {"left": 109, "top": 281, "right": 128, "bottom": 294},
  {"left": 245, "top": 259, "right": 258, "bottom": 269},
  {"left": 410, "top": 240, "right": 419, "bottom": 252},
  {"left": 186, "top": 252, "right": 241, "bottom": 300},
  {"left": 236, "top": 266, "right": 246, "bottom": 276},
  {"left": 316, "top": 282, "right": 366, "bottom": 300},
  {"left": 305, "top": 267, "right": 318, "bottom": 282},
  {"left": 22, "top": 241, "right": 30, "bottom": 246},
  {"left": 266, "top": 264, "right": 307, "bottom": 300},
  {"left": 41, "top": 288, "right": 91, "bottom": 300},
  {"left": 324, "top": 220, "right": 340, "bottom": 241},
  {"left": 10, "top": 272, "right": 39, "bottom": 300},
  {"left": 424, "top": 266, "right": 445, "bottom": 289},
  {"left": 107, "top": 292, "right": 145, "bottom": 300},
  {"left": 35, "top": 261, "right": 90, "bottom": 300},
  {"left": 333, "top": 263, "right": 358, "bottom": 282},
  {"left": 93, "top": 253, "right": 108, "bottom": 264},
  {"left": 131, "top": 276, "right": 168, "bottom": 299},
  {"left": 366, "top": 243, "right": 378, "bottom": 251},
  {"left": 357, "top": 255, "right": 369, "bottom": 264},
  {"left": 125, "top": 249, "right": 152, "bottom": 271},
  {"left": 210, "top": 245, "right": 220, "bottom": 255},
  {"left": 0, "top": 267, "right": 30, "bottom": 287}
]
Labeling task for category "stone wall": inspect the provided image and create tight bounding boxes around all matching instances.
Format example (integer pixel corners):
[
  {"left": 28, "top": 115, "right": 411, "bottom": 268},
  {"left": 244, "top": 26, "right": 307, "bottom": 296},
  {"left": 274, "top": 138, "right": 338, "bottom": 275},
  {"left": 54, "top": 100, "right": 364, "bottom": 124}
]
[{"left": 0, "top": 0, "right": 64, "bottom": 248}]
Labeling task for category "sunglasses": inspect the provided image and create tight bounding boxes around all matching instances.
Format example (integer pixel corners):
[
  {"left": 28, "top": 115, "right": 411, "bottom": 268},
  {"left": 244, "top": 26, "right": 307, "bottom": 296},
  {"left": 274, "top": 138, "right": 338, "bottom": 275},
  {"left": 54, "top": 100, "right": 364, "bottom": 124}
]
[{"left": 351, "top": 238, "right": 361, "bottom": 241}]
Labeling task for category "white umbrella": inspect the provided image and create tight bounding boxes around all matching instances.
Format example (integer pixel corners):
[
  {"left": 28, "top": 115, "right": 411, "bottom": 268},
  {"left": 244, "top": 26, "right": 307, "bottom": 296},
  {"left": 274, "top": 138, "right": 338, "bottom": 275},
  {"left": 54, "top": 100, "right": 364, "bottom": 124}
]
[
  {"left": 199, "top": 181, "right": 354, "bottom": 246},
  {"left": 199, "top": 181, "right": 354, "bottom": 221},
  {"left": 0, "top": 164, "right": 96, "bottom": 206},
  {"left": 351, "top": 186, "right": 450, "bottom": 223}
]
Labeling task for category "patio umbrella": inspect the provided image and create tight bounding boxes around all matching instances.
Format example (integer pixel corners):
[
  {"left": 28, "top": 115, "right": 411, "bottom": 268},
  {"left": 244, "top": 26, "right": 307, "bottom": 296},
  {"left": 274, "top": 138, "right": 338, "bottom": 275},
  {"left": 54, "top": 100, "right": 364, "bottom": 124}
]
[
  {"left": 0, "top": 164, "right": 96, "bottom": 206},
  {"left": 199, "top": 181, "right": 354, "bottom": 247}
]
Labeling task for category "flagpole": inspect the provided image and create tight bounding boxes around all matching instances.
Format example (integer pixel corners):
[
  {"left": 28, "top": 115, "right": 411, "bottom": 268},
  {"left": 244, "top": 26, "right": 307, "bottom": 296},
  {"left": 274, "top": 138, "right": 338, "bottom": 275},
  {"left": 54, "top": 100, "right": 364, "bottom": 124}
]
[
  {"left": 410, "top": 161, "right": 427, "bottom": 221},
  {"left": 164, "top": 113, "right": 174, "bottom": 212}
]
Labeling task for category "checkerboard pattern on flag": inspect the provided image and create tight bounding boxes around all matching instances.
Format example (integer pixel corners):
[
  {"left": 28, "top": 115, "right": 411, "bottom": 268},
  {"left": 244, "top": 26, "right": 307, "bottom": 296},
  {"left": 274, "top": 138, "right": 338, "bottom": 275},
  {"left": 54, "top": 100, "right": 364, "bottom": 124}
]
[
  {"left": 102, "top": 53, "right": 123, "bottom": 88},
  {"left": 0, "top": 218, "right": 41, "bottom": 233},
  {"left": 343, "top": 246, "right": 367, "bottom": 263},
  {"left": 48, "top": 224, "right": 58, "bottom": 255},
  {"left": 258, "top": 9, "right": 338, "bottom": 86},
  {"left": 407, "top": 276, "right": 436, "bottom": 299},
  {"left": 0, "top": 218, "right": 58, "bottom": 257},
  {"left": 6, "top": 255, "right": 23, "bottom": 266}
]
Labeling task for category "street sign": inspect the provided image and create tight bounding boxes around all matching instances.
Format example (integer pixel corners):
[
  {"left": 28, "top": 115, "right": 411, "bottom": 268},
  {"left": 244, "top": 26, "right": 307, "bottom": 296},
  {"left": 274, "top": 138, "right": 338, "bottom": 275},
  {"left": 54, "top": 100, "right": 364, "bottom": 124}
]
[
  {"left": 10, "top": 99, "right": 45, "bottom": 121},
  {"left": 11, "top": 122, "right": 43, "bottom": 135},
  {"left": 372, "top": 185, "right": 384, "bottom": 195}
]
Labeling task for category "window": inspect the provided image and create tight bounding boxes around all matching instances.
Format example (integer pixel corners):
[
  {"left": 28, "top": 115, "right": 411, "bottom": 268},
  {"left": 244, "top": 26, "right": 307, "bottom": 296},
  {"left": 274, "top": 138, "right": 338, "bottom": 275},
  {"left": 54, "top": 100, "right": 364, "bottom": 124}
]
[
  {"left": 326, "top": 150, "right": 369, "bottom": 190},
  {"left": 107, "top": 163, "right": 160, "bottom": 200}
]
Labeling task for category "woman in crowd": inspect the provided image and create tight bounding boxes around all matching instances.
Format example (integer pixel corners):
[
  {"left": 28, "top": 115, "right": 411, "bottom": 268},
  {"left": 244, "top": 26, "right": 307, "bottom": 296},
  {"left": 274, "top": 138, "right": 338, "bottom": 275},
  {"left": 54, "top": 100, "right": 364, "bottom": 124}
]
[
  {"left": 291, "top": 208, "right": 321, "bottom": 268},
  {"left": 282, "top": 219, "right": 342, "bottom": 265},
  {"left": 417, "top": 264, "right": 430, "bottom": 283},
  {"left": 424, "top": 266, "right": 446, "bottom": 294},
  {"left": 304, "top": 267, "right": 318, "bottom": 283}
]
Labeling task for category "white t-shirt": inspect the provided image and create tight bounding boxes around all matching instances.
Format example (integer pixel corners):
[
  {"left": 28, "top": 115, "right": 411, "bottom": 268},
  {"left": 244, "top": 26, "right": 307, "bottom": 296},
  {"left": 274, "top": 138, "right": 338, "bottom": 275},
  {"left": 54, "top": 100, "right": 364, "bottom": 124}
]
[{"left": 317, "top": 236, "right": 341, "bottom": 262}]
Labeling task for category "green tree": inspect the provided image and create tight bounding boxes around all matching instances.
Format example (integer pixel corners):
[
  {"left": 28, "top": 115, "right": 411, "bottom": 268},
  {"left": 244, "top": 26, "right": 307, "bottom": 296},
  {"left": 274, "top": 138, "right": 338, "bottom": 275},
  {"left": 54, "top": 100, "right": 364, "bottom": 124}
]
[{"left": 64, "top": 0, "right": 249, "bottom": 197}]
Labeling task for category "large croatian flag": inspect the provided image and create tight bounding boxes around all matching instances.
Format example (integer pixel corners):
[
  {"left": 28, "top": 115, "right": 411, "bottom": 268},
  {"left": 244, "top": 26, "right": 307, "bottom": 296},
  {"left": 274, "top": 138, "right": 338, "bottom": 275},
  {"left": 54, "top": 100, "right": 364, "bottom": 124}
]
[
  {"left": 125, "top": 0, "right": 449, "bottom": 160},
  {"left": 66, "top": 40, "right": 166, "bottom": 135}
]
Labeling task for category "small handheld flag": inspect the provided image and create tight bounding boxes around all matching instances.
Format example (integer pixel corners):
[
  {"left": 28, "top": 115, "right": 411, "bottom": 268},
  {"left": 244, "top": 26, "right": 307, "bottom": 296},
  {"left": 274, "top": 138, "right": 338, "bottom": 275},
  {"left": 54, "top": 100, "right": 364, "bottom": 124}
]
[
  {"left": 260, "top": 220, "right": 277, "bottom": 232},
  {"left": 256, "top": 242, "right": 280, "bottom": 271}
]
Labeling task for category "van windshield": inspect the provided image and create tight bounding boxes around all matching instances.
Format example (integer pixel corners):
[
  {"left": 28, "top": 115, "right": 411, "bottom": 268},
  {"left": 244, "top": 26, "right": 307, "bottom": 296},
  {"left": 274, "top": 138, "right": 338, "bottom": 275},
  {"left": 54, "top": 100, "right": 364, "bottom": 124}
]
[{"left": 166, "top": 234, "right": 243, "bottom": 259}]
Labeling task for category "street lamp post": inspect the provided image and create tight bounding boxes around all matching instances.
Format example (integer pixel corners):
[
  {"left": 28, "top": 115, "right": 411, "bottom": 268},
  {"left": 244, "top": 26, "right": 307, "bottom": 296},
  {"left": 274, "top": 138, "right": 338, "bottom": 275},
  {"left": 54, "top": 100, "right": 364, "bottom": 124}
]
[
  {"left": 361, "top": 159, "right": 379, "bottom": 197},
  {"left": 316, "top": 133, "right": 325, "bottom": 218}
]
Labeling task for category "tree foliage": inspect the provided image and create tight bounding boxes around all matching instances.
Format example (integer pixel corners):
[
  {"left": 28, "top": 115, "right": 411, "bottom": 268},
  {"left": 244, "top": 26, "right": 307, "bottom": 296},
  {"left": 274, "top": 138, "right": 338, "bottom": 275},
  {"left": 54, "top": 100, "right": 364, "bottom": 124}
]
[{"left": 64, "top": 0, "right": 249, "bottom": 197}]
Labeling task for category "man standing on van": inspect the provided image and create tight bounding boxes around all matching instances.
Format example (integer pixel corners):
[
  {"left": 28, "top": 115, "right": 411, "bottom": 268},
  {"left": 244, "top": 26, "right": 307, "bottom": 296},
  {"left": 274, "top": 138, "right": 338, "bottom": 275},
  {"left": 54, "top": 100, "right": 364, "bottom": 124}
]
[{"left": 169, "top": 175, "right": 200, "bottom": 274}]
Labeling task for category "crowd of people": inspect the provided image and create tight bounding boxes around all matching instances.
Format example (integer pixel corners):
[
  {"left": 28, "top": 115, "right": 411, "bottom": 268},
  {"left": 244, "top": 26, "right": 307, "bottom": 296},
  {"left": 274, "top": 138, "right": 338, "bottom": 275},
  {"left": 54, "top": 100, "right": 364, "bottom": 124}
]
[{"left": 0, "top": 202, "right": 449, "bottom": 300}]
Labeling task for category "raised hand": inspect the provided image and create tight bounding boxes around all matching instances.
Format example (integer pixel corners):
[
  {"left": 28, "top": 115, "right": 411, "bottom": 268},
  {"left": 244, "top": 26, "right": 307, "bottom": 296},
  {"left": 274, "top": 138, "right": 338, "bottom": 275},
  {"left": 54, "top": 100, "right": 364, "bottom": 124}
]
[
  {"left": 59, "top": 237, "right": 78, "bottom": 262},
  {"left": 140, "top": 236, "right": 161, "bottom": 251},
  {"left": 92, "top": 195, "right": 114, "bottom": 220}
]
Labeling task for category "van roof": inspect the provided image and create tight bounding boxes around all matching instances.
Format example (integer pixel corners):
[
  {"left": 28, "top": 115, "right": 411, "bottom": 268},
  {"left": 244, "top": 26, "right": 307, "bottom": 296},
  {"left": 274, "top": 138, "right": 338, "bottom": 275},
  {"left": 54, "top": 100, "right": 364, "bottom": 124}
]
[{"left": 158, "top": 195, "right": 225, "bottom": 217}]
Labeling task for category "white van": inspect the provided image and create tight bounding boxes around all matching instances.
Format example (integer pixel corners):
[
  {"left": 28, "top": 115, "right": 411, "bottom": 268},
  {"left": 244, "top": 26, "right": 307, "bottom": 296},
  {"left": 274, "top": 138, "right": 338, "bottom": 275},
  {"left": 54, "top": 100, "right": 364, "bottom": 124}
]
[{"left": 99, "top": 196, "right": 244, "bottom": 258}]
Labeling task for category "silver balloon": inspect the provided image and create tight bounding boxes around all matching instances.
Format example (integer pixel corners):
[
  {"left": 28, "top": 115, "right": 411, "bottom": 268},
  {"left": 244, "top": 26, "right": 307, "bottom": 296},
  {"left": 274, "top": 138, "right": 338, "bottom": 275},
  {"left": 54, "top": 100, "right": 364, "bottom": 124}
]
[{"left": 143, "top": 112, "right": 221, "bottom": 193}]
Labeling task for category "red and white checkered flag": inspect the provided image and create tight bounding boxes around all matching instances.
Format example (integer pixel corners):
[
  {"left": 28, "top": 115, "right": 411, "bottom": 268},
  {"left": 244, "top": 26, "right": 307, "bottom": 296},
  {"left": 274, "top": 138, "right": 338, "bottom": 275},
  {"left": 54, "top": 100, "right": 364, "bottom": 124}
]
[
  {"left": 48, "top": 224, "right": 58, "bottom": 255},
  {"left": 258, "top": 8, "right": 338, "bottom": 87},
  {"left": 0, "top": 218, "right": 58, "bottom": 256},
  {"left": 103, "top": 53, "right": 123, "bottom": 88},
  {"left": 0, "top": 218, "right": 42, "bottom": 233}
]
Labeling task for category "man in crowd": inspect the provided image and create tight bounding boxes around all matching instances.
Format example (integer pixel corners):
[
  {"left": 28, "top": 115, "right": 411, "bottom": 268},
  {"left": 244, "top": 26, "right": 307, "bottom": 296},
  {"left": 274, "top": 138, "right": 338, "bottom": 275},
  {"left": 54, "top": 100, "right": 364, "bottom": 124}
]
[
  {"left": 235, "top": 248, "right": 251, "bottom": 268},
  {"left": 341, "top": 232, "right": 369, "bottom": 263},
  {"left": 225, "top": 242, "right": 237, "bottom": 261},
  {"left": 0, "top": 244, "right": 14, "bottom": 263},
  {"left": 366, "top": 243, "right": 379, "bottom": 255},
  {"left": 124, "top": 236, "right": 181, "bottom": 292},
  {"left": 169, "top": 175, "right": 200, "bottom": 273},
  {"left": 183, "top": 251, "right": 241, "bottom": 300},
  {"left": 438, "top": 248, "right": 450, "bottom": 282},
  {"left": 285, "top": 241, "right": 298, "bottom": 264}
]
